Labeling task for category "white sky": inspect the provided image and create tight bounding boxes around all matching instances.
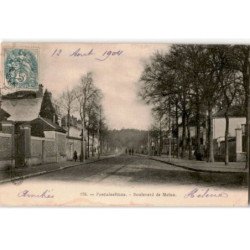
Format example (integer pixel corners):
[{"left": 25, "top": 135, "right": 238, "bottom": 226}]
[{"left": 1, "top": 43, "right": 170, "bottom": 129}]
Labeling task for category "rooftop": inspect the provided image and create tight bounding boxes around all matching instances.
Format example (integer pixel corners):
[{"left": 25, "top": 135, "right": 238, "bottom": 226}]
[
  {"left": 1, "top": 97, "right": 43, "bottom": 122},
  {"left": 214, "top": 106, "right": 245, "bottom": 118},
  {"left": 0, "top": 108, "right": 10, "bottom": 120},
  {"left": 31, "top": 117, "right": 66, "bottom": 133}
]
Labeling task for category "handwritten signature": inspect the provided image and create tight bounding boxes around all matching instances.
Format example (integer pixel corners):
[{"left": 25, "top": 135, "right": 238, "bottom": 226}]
[
  {"left": 18, "top": 189, "right": 54, "bottom": 199},
  {"left": 51, "top": 48, "right": 123, "bottom": 61},
  {"left": 184, "top": 187, "right": 228, "bottom": 198}
]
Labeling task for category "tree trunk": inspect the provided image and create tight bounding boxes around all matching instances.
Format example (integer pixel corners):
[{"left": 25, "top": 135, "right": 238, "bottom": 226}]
[
  {"left": 208, "top": 106, "right": 214, "bottom": 162},
  {"left": 241, "top": 47, "right": 249, "bottom": 169},
  {"left": 196, "top": 103, "right": 201, "bottom": 153},
  {"left": 87, "top": 128, "right": 90, "bottom": 158},
  {"left": 100, "top": 136, "right": 103, "bottom": 155},
  {"left": 156, "top": 139, "right": 159, "bottom": 156},
  {"left": 81, "top": 128, "right": 85, "bottom": 162},
  {"left": 67, "top": 110, "right": 70, "bottom": 136},
  {"left": 224, "top": 112, "right": 229, "bottom": 165},
  {"left": 187, "top": 117, "right": 192, "bottom": 160},
  {"left": 181, "top": 111, "right": 187, "bottom": 158},
  {"left": 159, "top": 121, "right": 162, "bottom": 156},
  {"left": 243, "top": 64, "right": 250, "bottom": 169},
  {"left": 175, "top": 102, "right": 180, "bottom": 158},
  {"left": 92, "top": 133, "right": 94, "bottom": 157}
]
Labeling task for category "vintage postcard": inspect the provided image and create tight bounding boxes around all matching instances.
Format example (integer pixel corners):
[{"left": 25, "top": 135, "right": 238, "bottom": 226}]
[{"left": 0, "top": 42, "right": 248, "bottom": 206}]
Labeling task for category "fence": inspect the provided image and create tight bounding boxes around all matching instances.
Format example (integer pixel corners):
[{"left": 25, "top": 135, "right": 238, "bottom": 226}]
[
  {"left": 0, "top": 132, "right": 13, "bottom": 170},
  {"left": 0, "top": 121, "right": 67, "bottom": 170}
]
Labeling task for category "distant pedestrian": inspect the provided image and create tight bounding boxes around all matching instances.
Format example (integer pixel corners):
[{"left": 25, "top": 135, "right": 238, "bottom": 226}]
[
  {"left": 194, "top": 146, "right": 205, "bottom": 161},
  {"left": 131, "top": 148, "right": 134, "bottom": 155},
  {"left": 125, "top": 148, "right": 128, "bottom": 154},
  {"left": 73, "top": 151, "right": 78, "bottom": 162}
]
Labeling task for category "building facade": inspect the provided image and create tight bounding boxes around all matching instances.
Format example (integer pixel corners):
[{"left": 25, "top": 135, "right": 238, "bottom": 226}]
[{"left": 0, "top": 85, "right": 67, "bottom": 170}]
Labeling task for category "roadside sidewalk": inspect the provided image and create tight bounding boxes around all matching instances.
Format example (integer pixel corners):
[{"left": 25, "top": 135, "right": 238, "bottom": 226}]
[
  {"left": 139, "top": 154, "right": 247, "bottom": 173},
  {"left": 0, "top": 155, "right": 113, "bottom": 185}
]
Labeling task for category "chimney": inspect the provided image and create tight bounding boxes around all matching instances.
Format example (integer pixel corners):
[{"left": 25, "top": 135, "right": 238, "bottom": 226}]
[
  {"left": 37, "top": 84, "right": 44, "bottom": 98},
  {"left": 58, "top": 117, "right": 62, "bottom": 127}
]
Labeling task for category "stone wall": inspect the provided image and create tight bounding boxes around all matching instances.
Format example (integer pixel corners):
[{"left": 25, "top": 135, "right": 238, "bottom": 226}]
[
  {"left": 30, "top": 136, "right": 43, "bottom": 164},
  {"left": 56, "top": 132, "right": 66, "bottom": 162},
  {"left": 30, "top": 136, "right": 57, "bottom": 165},
  {"left": 0, "top": 120, "right": 68, "bottom": 168},
  {"left": 0, "top": 132, "right": 13, "bottom": 170},
  {"left": 30, "top": 133, "right": 67, "bottom": 165}
]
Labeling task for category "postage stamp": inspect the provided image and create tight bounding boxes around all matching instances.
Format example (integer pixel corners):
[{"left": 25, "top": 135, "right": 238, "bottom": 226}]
[{"left": 3, "top": 48, "right": 39, "bottom": 89}]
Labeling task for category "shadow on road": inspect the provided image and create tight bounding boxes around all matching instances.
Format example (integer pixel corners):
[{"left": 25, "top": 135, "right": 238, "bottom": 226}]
[
  {"left": 110, "top": 167, "right": 247, "bottom": 189},
  {"left": 30, "top": 155, "right": 247, "bottom": 190}
]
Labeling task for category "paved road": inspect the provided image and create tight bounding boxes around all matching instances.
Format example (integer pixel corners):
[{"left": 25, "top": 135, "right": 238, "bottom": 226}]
[{"left": 30, "top": 155, "right": 247, "bottom": 189}]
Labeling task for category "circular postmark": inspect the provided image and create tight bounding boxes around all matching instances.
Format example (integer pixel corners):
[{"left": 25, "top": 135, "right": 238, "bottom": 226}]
[
  {"left": 4, "top": 48, "right": 38, "bottom": 89},
  {"left": 9, "top": 169, "right": 24, "bottom": 186},
  {"left": 11, "top": 176, "right": 24, "bottom": 186}
]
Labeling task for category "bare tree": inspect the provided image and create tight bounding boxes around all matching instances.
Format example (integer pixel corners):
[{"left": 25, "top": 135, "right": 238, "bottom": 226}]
[
  {"left": 74, "top": 72, "right": 103, "bottom": 161},
  {"left": 140, "top": 44, "right": 245, "bottom": 164},
  {"left": 58, "top": 87, "right": 76, "bottom": 135}
]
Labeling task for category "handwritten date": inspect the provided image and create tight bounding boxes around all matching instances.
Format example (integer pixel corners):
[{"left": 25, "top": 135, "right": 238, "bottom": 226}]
[{"left": 51, "top": 48, "right": 123, "bottom": 61}]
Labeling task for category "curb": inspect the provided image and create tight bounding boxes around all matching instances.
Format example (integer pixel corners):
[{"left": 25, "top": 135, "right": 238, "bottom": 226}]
[
  {"left": 137, "top": 154, "right": 246, "bottom": 174},
  {"left": 0, "top": 156, "right": 114, "bottom": 185}
]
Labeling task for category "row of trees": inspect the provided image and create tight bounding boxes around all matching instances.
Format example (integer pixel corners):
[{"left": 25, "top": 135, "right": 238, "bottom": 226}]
[
  {"left": 57, "top": 72, "right": 108, "bottom": 160},
  {"left": 139, "top": 45, "right": 250, "bottom": 164},
  {"left": 106, "top": 129, "right": 148, "bottom": 152}
]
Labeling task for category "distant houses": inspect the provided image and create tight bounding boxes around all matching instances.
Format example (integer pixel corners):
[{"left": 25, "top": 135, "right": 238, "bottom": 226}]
[
  {"left": 172, "top": 106, "right": 246, "bottom": 162},
  {"left": 61, "top": 114, "right": 100, "bottom": 160},
  {"left": 212, "top": 106, "right": 246, "bottom": 139},
  {"left": 0, "top": 84, "right": 102, "bottom": 170},
  {"left": 212, "top": 107, "right": 246, "bottom": 162}
]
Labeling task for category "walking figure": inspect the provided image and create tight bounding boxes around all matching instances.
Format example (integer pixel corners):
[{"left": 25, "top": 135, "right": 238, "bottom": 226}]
[{"left": 73, "top": 151, "right": 78, "bottom": 162}]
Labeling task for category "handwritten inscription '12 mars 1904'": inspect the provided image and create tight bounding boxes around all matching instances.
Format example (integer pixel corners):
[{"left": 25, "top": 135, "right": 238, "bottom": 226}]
[{"left": 51, "top": 48, "right": 124, "bottom": 61}]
